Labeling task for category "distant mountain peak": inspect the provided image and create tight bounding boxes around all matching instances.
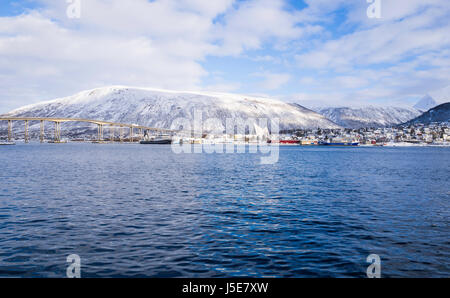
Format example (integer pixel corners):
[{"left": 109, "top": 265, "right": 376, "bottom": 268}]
[
  {"left": 316, "top": 106, "right": 421, "bottom": 129},
  {"left": 414, "top": 94, "right": 437, "bottom": 112}
]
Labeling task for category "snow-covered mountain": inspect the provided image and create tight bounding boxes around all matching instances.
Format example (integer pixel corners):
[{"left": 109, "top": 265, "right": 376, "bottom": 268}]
[
  {"left": 414, "top": 95, "right": 438, "bottom": 112},
  {"left": 1, "top": 86, "right": 339, "bottom": 137},
  {"left": 316, "top": 106, "right": 421, "bottom": 128}
]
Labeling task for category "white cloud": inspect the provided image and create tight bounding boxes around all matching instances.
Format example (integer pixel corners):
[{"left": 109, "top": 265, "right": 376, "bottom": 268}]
[
  {"left": 292, "top": 0, "right": 450, "bottom": 106},
  {"left": 254, "top": 72, "right": 291, "bottom": 90},
  {"left": 212, "top": 0, "right": 307, "bottom": 55},
  {"left": 0, "top": 0, "right": 449, "bottom": 112},
  {"left": 0, "top": 0, "right": 306, "bottom": 112},
  {"left": 202, "top": 82, "right": 241, "bottom": 93}
]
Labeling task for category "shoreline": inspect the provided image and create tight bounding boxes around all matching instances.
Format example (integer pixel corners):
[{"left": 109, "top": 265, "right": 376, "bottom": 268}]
[{"left": 3, "top": 140, "right": 450, "bottom": 147}]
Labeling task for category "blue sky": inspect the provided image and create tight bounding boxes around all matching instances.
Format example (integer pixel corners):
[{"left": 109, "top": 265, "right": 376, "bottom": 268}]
[{"left": 0, "top": 0, "right": 449, "bottom": 113}]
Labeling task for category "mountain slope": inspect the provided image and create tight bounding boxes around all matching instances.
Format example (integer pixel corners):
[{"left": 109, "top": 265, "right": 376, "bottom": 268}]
[
  {"left": 316, "top": 106, "right": 421, "bottom": 128},
  {"left": 402, "top": 102, "right": 450, "bottom": 125},
  {"left": 1, "top": 86, "right": 340, "bottom": 135}
]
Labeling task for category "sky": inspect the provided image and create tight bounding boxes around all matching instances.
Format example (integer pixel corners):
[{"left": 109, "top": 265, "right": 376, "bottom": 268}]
[{"left": 0, "top": 0, "right": 449, "bottom": 113}]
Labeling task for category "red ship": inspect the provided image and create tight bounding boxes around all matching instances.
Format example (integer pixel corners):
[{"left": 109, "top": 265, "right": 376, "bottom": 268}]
[{"left": 270, "top": 139, "right": 300, "bottom": 145}]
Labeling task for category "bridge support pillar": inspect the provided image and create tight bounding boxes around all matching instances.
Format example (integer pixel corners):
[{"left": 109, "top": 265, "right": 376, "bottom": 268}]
[
  {"left": 54, "top": 122, "right": 61, "bottom": 142},
  {"left": 58, "top": 122, "right": 61, "bottom": 142},
  {"left": 120, "top": 126, "right": 124, "bottom": 143},
  {"left": 97, "top": 124, "right": 104, "bottom": 142},
  {"left": 24, "top": 120, "right": 29, "bottom": 143},
  {"left": 40, "top": 120, "right": 44, "bottom": 143},
  {"left": 130, "top": 127, "right": 133, "bottom": 143},
  {"left": 8, "top": 120, "right": 12, "bottom": 142},
  {"left": 110, "top": 124, "right": 114, "bottom": 142}
]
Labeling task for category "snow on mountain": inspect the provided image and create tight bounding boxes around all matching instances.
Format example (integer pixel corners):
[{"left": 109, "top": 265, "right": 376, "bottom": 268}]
[
  {"left": 414, "top": 94, "right": 438, "bottom": 112},
  {"left": 412, "top": 84, "right": 450, "bottom": 113},
  {"left": 316, "top": 106, "right": 421, "bottom": 128},
  {"left": 1, "top": 86, "right": 339, "bottom": 137}
]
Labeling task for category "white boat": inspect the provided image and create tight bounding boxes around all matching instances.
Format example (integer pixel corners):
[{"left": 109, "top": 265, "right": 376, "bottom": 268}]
[{"left": 140, "top": 133, "right": 172, "bottom": 144}]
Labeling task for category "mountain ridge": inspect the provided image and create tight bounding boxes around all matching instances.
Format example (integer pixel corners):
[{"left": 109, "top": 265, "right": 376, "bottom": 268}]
[
  {"left": 315, "top": 106, "right": 421, "bottom": 128},
  {"left": 1, "top": 86, "right": 340, "bottom": 134}
]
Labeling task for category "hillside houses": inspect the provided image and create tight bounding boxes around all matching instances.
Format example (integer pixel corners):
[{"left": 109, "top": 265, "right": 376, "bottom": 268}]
[{"left": 282, "top": 122, "right": 450, "bottom": 145}]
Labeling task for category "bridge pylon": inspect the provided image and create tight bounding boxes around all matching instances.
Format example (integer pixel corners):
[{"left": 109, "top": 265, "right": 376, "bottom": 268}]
[
  {"left": 40, "top": 120, "right": 44, "bottom": 143},
  {"left": 24, "top": 120, "right": 29, "bottom": 143},
  {"left": 110, "top": 124, "right": 114, "bottom": 142},
  {"left": 97, "top": 124, "right": 104, "bottom": 142},
  {"left": 7, "top": 120, "right": 12, "bottom": 142},
  {"left": 54, "top": 121, "right": 61, "bottom": 142}
]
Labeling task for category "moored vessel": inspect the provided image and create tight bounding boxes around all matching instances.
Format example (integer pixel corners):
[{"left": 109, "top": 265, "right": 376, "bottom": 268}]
[
  {"left": 140, "top": 138, "right": 172, "bottom": 144},
  {"left": 279, "top": 139, "right": 300, "bottom": 145},
  {"left": 140, "top": 133, "right": 172, "bottom": 144},
  {"left": 319, "top": 141, "right": 359, "bottom": 146}
]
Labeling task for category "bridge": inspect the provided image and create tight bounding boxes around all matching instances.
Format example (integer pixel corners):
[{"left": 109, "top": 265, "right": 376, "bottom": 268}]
[{"left": 0, "top": 117, "right": 175, "bottom": 143}]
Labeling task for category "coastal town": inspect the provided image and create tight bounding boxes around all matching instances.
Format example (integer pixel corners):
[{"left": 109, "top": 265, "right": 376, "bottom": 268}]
[
  {"left": 277, "top": 122, "right": 450, "bottom": 146},
  {"left": 176, "top": 121, "right": 450, "bottom": 147}
]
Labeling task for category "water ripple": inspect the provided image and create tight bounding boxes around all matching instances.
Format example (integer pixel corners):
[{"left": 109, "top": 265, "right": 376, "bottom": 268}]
[{"left": 0, "top": 144, "right": 449, "bottom": 277}]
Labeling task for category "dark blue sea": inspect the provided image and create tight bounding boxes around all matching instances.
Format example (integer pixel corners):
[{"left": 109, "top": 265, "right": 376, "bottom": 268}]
[{"left": 0, "top": 143, "right": 449, "bottom": 277}]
